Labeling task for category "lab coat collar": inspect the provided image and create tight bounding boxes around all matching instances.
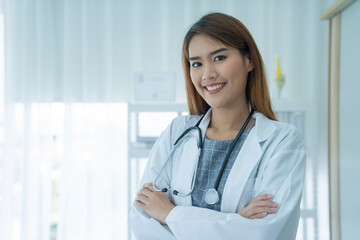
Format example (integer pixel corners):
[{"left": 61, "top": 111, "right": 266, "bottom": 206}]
[
  {"left": 253, "top": 111, "right": 277, "bottom": 142},
  {"left": 197, "top": 108, "right": 212, "bottom": 141}
]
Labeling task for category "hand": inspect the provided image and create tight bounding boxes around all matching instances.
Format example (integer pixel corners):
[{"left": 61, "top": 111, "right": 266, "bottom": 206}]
[
  {"left": 135, "top": 183, "right": 175, "bottom": 225},
  {"left": 239, "top": 194, "right": 278, "bottom": 219}
]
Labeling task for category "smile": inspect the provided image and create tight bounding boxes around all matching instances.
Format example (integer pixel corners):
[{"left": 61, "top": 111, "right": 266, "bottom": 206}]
[{"left": 204, "top": 83, "right": 226, "bottom": 94}]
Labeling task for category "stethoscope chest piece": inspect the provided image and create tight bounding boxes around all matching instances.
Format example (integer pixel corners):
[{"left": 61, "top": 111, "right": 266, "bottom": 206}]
[{"left": 205, "top": 188, "right": 219, "bottom": 205}]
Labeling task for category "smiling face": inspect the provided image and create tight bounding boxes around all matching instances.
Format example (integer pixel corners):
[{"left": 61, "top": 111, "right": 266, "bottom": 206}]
[{"left": 188, "top": 34, "right": 254, "bottom": 111}]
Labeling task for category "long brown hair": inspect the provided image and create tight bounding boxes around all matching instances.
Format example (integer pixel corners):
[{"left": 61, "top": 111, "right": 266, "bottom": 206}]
[{"left": 182, "top": 12, "right": 277, "bottom": 121}]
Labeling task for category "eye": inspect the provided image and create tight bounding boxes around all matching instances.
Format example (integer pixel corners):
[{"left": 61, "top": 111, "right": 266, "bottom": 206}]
[
  {"left": 191, "top": 62, "right": 202, "bottom": 68},
  {"left": 214, "top": 55, "right": 227, "bottom": 62}
]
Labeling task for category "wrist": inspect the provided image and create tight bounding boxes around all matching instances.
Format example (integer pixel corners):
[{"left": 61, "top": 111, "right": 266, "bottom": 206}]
[{"left": 161, "top": 205, "right": 175, "bottom": 224}]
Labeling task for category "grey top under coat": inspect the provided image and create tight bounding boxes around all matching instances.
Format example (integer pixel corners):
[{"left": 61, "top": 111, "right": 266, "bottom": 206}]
[{"left": 191, "top": 125, "right": 254, "bottom": 211}]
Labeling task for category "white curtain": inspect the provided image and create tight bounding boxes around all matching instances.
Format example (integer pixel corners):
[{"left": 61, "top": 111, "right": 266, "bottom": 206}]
[
  {"left": 0, "top": 0, "right": 333, "bottom": 240},
  {"left": 0, "top": 1, "right": 130, "bottom": 239}
]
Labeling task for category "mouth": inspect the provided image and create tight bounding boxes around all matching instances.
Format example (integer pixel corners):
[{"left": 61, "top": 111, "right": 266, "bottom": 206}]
[{"left": 203, "top": 83, "right": 226, "bottom": 94}]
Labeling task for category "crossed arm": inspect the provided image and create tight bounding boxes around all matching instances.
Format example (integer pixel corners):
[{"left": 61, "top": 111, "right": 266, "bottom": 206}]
[
  {"left": 135, "top": 182, "right": 278, "bottom": 224},
  {"left": 131, "top": 130, "right": 305, "bottom": 240}
]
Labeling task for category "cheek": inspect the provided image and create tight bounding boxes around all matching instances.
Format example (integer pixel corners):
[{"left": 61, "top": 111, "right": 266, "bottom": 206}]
[
  {"left": 190, "top": 71, "right": 201, "bottom": 87},
  {"left": 226, "top": 63, "right": 248, "bottom": 84},
  {"left": 227, "top": 62, "right": 242, "bottom": 76},
  {"left": 190, "top": 72, "right": 204, "bottom": 96}
]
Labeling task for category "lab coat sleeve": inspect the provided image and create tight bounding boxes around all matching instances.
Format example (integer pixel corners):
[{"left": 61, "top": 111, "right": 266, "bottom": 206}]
[
  {"left": 129, "top": 118, "right": 180, "bottom": 240},
  {"left": 165, "top": 126, "right": 306, "bottom": 240}
]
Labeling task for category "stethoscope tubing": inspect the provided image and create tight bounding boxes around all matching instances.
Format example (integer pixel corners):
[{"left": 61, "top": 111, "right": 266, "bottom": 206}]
[
  {"left": 153, "top": 108, "right": 254, "bottom": 205},
  {"left": 212, "top": 109, "right": 254, "bottom": 191},
  {"left": 153, "top": 131, "right": 201, "bottom": 194},
  {"left": 153, "top": 114, "right": 205, "bottom": 194}
]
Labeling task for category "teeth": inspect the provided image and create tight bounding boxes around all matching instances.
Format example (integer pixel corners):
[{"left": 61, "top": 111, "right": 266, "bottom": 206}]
[{"left": 207, "top": 83, "right": 225, "bottom": 91}]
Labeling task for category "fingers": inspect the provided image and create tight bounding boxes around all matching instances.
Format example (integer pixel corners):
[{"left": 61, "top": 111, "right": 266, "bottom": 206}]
[
  {"left": 252, "top": 194, "right": 278, "bottom": 207},
  {"left": 248, "top": 206, "right": 277, "bottom": 219},
  {"left": 253, "top": 194, "right": 273, "bottom": 201},
  {"left": 249, "top": 212, "right": 267, "bottom": 219},
  {"left": 251, "top": 206, "right": 277, "bottom": 215},
  {"left": 253, "top": 199, "right": 278, "bottom": 208},
  {"left": 135, "top": 183, "right": 155, "bottom": 205},
  {"left": 135, "top": 183, "right": 165, "bottom": 205},
  {"left": 248, "top": 198, "right": 278, "bottom": 216},
  {"left": 139, "top": 187, "right": 153, "bottom": 197},
  {"left": 137, "top": 183, "right": 155, "bottom": 199},
  {"left": 143, "top": 183, "right": 154, "bottom": 192},
  {"left": 239, "top": 194, "right": 279, "bottom": 219},
  {"left": 135, "top": 199, "right": 146, "bottom": 208},
  {"left": 245, "top": 205, "right": 278, "bottom": 217}
]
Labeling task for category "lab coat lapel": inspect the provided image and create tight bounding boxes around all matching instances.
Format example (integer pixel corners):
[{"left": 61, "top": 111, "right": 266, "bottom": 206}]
[
  {"left": 220, "top": 129, "right": 262, "bottom": 213},
  {"left": 221, "top": 112, "right": 276, "bottom": 213}
]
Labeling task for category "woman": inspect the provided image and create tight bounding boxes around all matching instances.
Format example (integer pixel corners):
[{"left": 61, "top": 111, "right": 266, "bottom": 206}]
[{"left": 130, "top": 12, "right": 305, "bottom": 240}]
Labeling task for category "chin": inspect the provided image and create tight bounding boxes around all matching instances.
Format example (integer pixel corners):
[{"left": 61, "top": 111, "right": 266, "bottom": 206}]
[{"left": 205, "top": 102, "right": 227, "bottom": 110}]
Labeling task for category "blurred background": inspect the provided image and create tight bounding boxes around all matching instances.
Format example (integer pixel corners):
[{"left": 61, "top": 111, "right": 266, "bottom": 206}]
[{"left": 0, "top": 0, "right": 359, "bottom": 239}]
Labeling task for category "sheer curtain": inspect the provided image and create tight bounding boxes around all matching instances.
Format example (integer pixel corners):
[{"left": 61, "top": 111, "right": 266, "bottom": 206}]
[
  {"left": 0, "top": 0, "right": 333, "bottom": 240},
  {"left": 0, "top": 0, "right": 129, "bottom": 239}
]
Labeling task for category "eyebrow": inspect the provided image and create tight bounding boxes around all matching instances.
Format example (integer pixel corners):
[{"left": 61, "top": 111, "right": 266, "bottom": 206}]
[{"left": 188, "top": 48, "right": 228, "bottom": 61}]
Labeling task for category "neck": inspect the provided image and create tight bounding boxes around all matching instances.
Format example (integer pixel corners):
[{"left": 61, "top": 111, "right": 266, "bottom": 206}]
[{"left": 209, "top": 102, "right": 251, "bottom": 132}]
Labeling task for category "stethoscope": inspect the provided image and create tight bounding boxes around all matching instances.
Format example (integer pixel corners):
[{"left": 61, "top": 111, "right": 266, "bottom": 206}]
[{"left": 153, "top": 108, "right": 255, "bottom": 205}]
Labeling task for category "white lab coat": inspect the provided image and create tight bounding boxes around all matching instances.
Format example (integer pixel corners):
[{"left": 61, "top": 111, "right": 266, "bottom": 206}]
[{"left": 130, "top": 109, "right": 306, "bottom": 240}]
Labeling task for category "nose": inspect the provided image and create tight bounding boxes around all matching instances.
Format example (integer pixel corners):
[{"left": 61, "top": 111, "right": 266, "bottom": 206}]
[{"left": 201, "top": 64, "right": 217, "bottom": 81}]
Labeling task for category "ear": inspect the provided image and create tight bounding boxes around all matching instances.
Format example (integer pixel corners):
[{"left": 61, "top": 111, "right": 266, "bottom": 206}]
[{"left": 245, "top": 55, "right": 255, "bottom": 72}]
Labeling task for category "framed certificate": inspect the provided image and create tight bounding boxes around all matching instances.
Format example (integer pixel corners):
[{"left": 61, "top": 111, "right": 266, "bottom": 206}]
[{"left": 134, "top": 72, "right": 176, "bottom": 102}]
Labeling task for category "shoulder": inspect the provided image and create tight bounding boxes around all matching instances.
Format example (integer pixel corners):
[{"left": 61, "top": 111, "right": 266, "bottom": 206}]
[
  {"left": 273, "top": 120, "right": 301, "bottom": 138},
  {"left": 254, "top": 112, "right": 304, "bottom": 150},
  {"left": 164, "top": 114, "right": 203, "bottom": 143},
  {"left": 256, "top": 114, "right": 306, "bottom": 175},
  {"left": 271, "top": 121, "right": 304, "bottom": 147}
]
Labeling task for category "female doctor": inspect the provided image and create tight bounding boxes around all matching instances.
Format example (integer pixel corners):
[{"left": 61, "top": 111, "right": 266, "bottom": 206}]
[{"left": 130, "top": 12, "right": 305, "bottom": 240}]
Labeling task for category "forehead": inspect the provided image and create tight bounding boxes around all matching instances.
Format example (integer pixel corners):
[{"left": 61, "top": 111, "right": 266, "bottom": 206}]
[{"left": 188, "top": 34, "right": 227, "bottom": 56}]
